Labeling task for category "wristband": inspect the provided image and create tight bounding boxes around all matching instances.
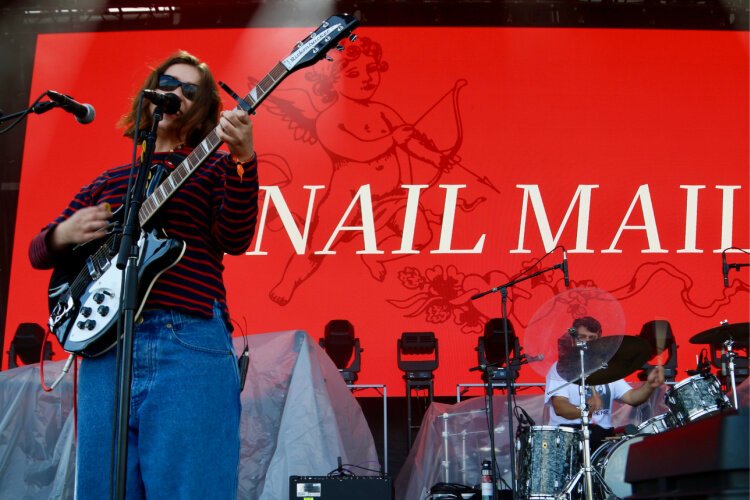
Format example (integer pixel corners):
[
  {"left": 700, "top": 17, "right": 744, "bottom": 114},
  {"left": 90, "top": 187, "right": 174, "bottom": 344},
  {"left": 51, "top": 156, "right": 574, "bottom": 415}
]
[{"left": 230, "top": 154, "right": 254, "bottom": 181}]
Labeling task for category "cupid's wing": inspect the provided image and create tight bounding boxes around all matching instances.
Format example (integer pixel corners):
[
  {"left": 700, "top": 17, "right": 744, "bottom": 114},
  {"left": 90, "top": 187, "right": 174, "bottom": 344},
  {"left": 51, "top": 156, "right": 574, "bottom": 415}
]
[{"left": 249, "top": 76, "right": 320, "bottom": 145}]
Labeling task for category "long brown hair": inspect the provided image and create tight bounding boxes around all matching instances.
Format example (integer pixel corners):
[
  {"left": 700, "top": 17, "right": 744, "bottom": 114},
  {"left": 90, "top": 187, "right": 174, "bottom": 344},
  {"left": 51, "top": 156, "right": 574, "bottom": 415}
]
[{"left": 120, "top": 51, "right": 221, "bottom": 147}]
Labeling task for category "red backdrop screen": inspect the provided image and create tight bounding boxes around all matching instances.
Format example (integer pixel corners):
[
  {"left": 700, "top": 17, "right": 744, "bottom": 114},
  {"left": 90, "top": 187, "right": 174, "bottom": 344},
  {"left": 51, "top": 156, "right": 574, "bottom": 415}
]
[{"left": 4, "top": 27, "right": 749, "bottom": 394}]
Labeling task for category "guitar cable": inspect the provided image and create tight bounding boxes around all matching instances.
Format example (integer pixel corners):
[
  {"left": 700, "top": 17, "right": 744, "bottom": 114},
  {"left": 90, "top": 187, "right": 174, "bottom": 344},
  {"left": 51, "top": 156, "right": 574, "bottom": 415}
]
[{"left": 39, "top": 328, "right": 76, "bottom": 392}]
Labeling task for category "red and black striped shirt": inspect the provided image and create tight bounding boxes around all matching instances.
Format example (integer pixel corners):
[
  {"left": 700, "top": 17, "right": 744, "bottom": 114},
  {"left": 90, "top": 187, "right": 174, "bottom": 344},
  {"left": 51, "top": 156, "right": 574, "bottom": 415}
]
[{"left": 29, "top": 146, "right": 259, "bottom": 319}]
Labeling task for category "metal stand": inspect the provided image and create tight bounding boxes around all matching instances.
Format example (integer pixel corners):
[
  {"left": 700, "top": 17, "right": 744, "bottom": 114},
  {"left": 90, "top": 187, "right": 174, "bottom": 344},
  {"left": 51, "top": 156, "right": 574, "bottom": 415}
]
[
  {"left": 724, "top": 339, "right": 739, "bottom": 409},
  {"left": 557, "top": 339, "right": 614, "bottom": 500},
  {"left": 347, "top": 384, "right": 388, "bottom": 473},
  {"left": 471, "top": 259, "right": 567, "bottom": 500},
  {"left": 111, "top": 105, "right": 164, "bottom": 500}
]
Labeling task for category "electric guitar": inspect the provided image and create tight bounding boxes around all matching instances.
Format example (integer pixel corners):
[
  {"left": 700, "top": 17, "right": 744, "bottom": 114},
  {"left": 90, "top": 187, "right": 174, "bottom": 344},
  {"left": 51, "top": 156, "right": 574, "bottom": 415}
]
[{"left": 47, "top": 14, "right": 359, "bottom": 357}]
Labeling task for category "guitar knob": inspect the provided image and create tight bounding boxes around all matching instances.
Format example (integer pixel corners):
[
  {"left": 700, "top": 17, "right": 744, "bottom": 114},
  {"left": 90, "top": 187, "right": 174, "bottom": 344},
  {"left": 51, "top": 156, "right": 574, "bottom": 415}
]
[
  {"left": 76, "top": 321, "right": 86, "bottom": 329},
  {"left": 85, "top": 320, "right": 96, "bottom": 330},
  {"left": 325, "top": 55, "right": 334, "bottom": 62},
  {"left": 81, "top": 306, "right": 92, "bottom": 317},
  {"left": 349, "top": 33, "right": 358, "bottom": 42},
  {"left": 336, "top": 44, "right": 345, "bottom": 51},
  {"left": 93, "top": 292, "right": 105, "bottom": 304},
  {"left": 98, "top": 305, "right": 110, "bottom": 316}
]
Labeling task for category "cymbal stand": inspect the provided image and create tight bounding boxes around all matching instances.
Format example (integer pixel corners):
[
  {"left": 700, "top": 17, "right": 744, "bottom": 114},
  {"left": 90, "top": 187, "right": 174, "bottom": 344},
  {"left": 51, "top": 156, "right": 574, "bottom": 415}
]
[
  {"left": 557, "top": 339, "right": 614, "bottom": 500},
  {"left": 724, "top": 338, "right": 738, "bottom": 409}
]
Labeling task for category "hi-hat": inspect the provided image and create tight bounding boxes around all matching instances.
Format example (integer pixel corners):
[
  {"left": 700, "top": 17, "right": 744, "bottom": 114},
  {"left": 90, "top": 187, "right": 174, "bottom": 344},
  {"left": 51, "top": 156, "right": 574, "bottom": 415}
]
[
  {"left": 689, "top": 322, "right": 749, "bottom": 347},
  {"left": 557, "top": 335, "right": 651, "bottom": 385}
]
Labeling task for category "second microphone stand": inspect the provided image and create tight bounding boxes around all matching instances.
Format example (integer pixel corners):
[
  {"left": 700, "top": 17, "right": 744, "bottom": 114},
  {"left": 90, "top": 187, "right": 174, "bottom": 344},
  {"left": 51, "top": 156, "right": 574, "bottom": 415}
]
[{"left": 471, "top": 259, "right": 566, "bottom": 500}]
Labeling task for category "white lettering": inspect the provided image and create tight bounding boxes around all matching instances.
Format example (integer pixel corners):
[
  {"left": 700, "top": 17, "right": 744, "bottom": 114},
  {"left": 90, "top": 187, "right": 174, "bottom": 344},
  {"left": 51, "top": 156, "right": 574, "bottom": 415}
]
[
  {"left": 603, "top": 184, "right": 667, "bottom": 253},
  {"left": 246, "top": 185, "right": 324, "bottom": 255},
  {"left": 316, "top": 185, "right": 384, "bottom": 255},
  {"left": 430, "top": 184, "right": 485, "bottom": 254},
  {"left": 512, "top": 184, "right": 599, "bottom": 254}
]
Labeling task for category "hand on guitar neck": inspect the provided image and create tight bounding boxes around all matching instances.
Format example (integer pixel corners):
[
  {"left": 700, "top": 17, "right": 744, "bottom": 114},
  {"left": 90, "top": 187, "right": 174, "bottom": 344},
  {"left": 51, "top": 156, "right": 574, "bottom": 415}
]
[
  {"left": 218, "top": 109, "right": 255, "bottom": 163},
  {"left": 50, "top": 202, "right": 112, "bottom": 252}
]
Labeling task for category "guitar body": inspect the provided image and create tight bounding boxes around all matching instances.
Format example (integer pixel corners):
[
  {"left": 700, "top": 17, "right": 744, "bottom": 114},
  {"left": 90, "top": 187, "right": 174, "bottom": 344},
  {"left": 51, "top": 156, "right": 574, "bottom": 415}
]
[{"left": 48, "top": 228, "right": 185, "bottom": 357}]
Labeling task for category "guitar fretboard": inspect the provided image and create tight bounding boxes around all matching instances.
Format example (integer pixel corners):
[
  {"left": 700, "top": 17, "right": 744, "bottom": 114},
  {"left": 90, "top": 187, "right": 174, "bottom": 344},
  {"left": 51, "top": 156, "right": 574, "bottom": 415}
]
[{"left": 139, "top": 61, "right": 290, "bottom": 225}]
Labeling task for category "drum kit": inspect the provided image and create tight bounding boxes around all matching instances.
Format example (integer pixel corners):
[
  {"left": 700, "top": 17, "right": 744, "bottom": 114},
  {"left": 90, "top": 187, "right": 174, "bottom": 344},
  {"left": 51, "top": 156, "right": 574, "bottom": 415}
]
[{"left": 516, "top": 322, "right": 746, "bottom": 500}]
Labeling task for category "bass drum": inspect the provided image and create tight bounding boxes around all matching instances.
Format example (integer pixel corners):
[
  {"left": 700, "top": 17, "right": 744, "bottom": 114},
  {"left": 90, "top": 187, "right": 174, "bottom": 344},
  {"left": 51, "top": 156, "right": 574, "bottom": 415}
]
[{"left": 591, "top": 435, "right": 646, "bottom": 499}]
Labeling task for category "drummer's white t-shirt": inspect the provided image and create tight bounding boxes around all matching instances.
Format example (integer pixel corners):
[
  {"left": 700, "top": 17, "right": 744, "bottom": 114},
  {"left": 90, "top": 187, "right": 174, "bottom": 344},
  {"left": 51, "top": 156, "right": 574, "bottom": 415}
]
[{"left": 545, "top": 362, "right": 632, "bottom": 429}]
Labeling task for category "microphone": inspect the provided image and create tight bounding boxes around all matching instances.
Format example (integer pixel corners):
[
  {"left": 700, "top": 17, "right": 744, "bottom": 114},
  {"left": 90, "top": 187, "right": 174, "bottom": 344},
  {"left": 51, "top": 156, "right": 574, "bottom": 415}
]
[
  {"left": 722, "top": 251, "right": 729, "bottom": 288},
  {"left": 523, "top": 353, "right": 545, "bottom": 363},
  {"left": 568, "top": 327, "right": 578, "bottom": 339},
  {"left": 46, "top": 90, "right": 95, "bottom": 124},
  {"left": 518, "top": 407, "right": 536, "bottom": 427},
  {"left": 142, "top": 90, "right": 181, "bottom": 114},
  {"left": 562, "top": 248, "right": 570, "bottom": 287}
]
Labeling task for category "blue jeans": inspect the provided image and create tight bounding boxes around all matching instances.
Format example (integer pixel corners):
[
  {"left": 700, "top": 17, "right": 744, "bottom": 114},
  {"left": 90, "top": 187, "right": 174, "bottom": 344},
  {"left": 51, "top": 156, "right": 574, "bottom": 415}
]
[{"left": 75, "top": 303, "right": 241, "bottom": 499}]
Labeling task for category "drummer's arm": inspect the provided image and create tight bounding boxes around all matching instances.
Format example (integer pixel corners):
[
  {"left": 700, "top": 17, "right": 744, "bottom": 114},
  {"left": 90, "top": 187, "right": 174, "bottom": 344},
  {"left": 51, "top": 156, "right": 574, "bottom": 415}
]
[
  {"left": 620, "top": 366, "right": 665, "bottom": 406},
  {"left": 551, "top": 396, "right": 586, "bottom": 419}
]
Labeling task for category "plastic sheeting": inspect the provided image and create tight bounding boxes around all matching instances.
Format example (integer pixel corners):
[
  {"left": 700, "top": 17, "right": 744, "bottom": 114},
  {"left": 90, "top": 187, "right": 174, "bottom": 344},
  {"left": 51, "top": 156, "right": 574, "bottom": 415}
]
[
  {"left": 0, "top": 330, "right": 379, "bottom": 499},
  {"left": 395, "top": 386, "right": 672, "bottom": 500}
]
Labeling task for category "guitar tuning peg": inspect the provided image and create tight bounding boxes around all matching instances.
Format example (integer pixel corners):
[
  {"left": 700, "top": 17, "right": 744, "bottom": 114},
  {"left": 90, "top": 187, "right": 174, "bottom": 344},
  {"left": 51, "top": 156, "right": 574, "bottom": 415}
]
[
  {"left": 325, "top": 55, "right": 334, "bottom": 62},
  {"left": 349, "top": 33, "right": 358, "bottom": 42},
  {"left": 336, "top": 44, "right": 345, "bottom": 51}
]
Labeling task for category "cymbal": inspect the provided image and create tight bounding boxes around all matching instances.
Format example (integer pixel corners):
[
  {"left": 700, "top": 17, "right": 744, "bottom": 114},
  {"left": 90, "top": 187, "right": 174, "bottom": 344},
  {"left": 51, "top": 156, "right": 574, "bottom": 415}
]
[
  {"left": 690, "top": 322, "right": 749, "bottom": 346},
  {"left": 557, "top": 336, "right": 651, "bottom": 385}
]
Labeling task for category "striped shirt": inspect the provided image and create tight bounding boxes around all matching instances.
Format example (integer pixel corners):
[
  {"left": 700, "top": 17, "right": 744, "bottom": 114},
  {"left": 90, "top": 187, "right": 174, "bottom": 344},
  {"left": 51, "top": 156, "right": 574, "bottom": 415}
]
[{"left": 29, "top": 146, "right": 258, "bottom": 319}]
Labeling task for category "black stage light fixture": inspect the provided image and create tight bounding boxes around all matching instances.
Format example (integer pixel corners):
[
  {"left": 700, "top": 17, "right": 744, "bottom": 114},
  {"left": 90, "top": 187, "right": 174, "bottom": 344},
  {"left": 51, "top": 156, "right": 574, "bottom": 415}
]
[
  {"left": 397, "top": 331, "right": 438, "bottom": 381},
  {"left": 477, "top": 317, "right": 521, "bottom": 381},
  {"left": 8, "top": 323, "right": 52, "bottom": 368},
  {"left": 320, "top": 319, "right": 362, "bottom": 384}
]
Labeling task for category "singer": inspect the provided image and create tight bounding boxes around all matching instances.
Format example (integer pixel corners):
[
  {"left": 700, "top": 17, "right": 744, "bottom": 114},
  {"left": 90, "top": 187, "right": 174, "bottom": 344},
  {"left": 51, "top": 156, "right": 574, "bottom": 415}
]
[
  {"left": 544, "top": 316, "right": 665, "bottom": 450},
  {"left": 28, "top": 51, "right": 258, "bottom": 499}
]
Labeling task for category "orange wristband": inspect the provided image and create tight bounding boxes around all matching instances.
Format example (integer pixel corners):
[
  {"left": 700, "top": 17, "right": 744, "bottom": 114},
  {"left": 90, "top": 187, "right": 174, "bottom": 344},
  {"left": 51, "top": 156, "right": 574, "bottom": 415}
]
[{"left": 230, "top": 154, "right": 253, "bottom": 181}]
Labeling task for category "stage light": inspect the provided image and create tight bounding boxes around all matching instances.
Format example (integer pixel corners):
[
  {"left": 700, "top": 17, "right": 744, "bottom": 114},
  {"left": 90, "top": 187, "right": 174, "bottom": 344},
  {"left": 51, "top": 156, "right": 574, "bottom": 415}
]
[
  {"left": 397, "top": 331, "right": 439, "bottom": 381},
  {"left": 8, "top": 323, "right": 52, "bottom": 368},
  {"left": 397, "top": 331, "right": 439, "bottom": 450},
  {"left": 319, "top": 319, "right": 362, "bottom": 384},
  {"left": 477, "top": 317, "right": 521, "bottom": 381}
]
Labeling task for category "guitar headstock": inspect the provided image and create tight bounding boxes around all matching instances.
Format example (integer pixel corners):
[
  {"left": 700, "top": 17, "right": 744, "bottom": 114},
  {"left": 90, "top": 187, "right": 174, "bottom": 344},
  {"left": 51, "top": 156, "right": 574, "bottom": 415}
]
[{"left": 281, "top": 13, "right": 359, "bottom": 72}]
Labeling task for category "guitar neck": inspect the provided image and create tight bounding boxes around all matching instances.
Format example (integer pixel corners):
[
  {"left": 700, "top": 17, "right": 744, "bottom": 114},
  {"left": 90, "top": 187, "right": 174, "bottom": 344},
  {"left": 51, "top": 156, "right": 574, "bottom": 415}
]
[{"left": 138, "top": 61, "right": 290, "bottom": 226}]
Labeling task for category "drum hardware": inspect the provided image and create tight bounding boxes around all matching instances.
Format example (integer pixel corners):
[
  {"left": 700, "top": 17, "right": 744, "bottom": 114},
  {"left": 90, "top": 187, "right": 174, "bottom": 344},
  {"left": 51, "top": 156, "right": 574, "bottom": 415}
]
[
  {"left": 689, "top": 321, "right": 748, "bottom": 411},
  {"left": 554, "top": 334, "right": 651, "bottom": 500},
  {"left": 724, "top": 338, "right": 739, "bottom": 409}
]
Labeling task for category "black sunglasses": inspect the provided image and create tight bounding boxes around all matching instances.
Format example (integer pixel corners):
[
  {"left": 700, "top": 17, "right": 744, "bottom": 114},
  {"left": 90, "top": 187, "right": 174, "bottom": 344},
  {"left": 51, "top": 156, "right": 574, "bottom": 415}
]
[{"left": 157, "top": 74, "right": 199, "bottom": 101}]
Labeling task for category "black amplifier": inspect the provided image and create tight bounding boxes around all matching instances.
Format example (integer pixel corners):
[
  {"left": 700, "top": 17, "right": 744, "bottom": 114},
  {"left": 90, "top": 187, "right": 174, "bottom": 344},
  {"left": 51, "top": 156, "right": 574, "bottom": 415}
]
[{"left": 289, "top": 475, "right": 394, "bottom": 500}]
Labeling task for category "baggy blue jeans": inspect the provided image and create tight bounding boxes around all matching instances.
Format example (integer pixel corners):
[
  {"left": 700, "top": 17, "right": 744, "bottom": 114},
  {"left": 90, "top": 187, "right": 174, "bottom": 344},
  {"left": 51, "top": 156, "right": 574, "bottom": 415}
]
[{"left": 75, "top": 303, "right": 241, "bottom": 499}]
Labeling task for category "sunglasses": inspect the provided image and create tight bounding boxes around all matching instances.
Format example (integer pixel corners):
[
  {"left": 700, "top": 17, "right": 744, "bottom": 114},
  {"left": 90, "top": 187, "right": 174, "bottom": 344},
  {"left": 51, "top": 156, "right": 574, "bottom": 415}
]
[{"left": 157, "top": 74, "right": 199, "bottom": 101}]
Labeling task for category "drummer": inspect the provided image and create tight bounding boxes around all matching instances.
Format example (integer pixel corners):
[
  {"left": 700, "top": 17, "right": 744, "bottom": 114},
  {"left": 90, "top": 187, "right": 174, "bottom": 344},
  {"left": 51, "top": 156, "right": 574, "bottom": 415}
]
[{"left": 544, "top": 316, "right": 665, "bottom": 450}]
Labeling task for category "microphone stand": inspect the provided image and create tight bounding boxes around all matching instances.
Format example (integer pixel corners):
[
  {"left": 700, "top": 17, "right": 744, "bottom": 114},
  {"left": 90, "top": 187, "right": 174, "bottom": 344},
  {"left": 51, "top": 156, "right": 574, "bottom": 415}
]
[
  {"left": 471, "top": 261, "right": 565, "bottom": 500},
  {"left": 111, "top": 105, "right": 164, "bottom": 500},
  {"left": 0, "top": 100, "right": 58, "bottom": 133}
]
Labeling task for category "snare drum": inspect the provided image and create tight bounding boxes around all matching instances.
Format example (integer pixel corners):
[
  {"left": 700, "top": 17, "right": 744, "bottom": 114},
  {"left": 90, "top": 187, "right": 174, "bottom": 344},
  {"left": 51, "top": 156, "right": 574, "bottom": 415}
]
[
  {"left": 664, "top": 373, "right": 731, "bottom": 425},
  {"left": 591, "top": 435, "right": 646, "bottom": 499},
  {"left": 636, "top": 412, "right": 677, "bottom": 435},
  {"left": 517, "top": 426, "right": 581, "bottom": 499}
]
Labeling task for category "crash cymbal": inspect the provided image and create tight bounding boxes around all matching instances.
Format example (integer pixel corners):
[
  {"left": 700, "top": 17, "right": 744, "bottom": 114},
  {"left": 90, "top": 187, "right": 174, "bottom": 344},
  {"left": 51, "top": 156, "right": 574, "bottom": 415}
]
[
  {"left": 690, "top": 322, "right": 749, "bottom": 346},
  {"left": 557, "top": 335, "right": 651, "bottom": 385}
]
